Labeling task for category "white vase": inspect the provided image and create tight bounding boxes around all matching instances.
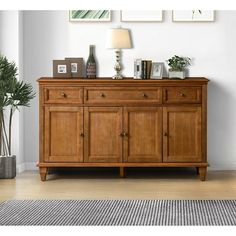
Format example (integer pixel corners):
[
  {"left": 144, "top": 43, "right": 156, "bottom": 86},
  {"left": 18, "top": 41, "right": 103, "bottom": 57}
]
[{"left": 168, "top": 70, "right": 186, "bottom": 79}]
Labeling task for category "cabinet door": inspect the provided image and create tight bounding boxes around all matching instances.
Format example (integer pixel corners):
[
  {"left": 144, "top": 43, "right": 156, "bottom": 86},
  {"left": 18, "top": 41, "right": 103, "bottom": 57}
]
[
  {"left": 124, "top": 107, "right": 162, "bottom": 163},
  {"left": 84, "top": 107, "right": 122, "bottom": 163},
  {"left": 45, "top": 107, "right": 83, "bottom": 162},
  {"left": 163, "top": 106, "right": 202, "bottom": 162}
]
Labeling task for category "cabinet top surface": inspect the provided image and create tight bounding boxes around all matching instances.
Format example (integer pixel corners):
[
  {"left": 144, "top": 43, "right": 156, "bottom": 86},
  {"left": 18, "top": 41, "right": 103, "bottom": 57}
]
[{"left": 38, "top": 77, "right": 209, "bottom": 85}]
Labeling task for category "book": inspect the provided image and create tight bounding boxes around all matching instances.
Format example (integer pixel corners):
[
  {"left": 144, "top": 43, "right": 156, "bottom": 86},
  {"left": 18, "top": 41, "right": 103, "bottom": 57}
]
[{"left": 134, "top": 59, "right": 142, "bottom": 79}]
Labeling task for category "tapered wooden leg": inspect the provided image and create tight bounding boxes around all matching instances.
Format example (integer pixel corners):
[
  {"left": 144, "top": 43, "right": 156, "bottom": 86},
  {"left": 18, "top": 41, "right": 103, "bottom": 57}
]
[
  {"left": 199, "top": 167, "right": 207, "bottom": 181},
  {"left": 119, "top": 167, "right": 126, "bottom": 178},
  {"left": 196, "top": 167, "right": 199, "bottom": 175},
  {"left": 40, "top": 167, "right": 48, "bottom": 181}
]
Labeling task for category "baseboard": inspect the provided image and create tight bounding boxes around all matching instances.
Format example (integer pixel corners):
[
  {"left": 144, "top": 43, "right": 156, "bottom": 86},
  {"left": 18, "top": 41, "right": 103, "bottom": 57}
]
[
  {"left": 208, "top": 162, "right": 236, "bottom": 170},
  {"left": 17, "top": 161, "right": 236, "bottom": 173},
  {"left": 17, "top": 162, "right": 38, "bottom": 173}
]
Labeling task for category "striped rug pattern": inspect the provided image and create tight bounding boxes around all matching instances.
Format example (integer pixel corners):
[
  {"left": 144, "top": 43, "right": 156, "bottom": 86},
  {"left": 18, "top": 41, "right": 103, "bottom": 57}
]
[{"left": 0, "top": 200, "right": 235, "bottom": 225}]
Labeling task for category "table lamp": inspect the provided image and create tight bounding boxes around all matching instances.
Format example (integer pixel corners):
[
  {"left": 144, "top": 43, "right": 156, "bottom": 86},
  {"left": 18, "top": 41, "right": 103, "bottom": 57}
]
[{"left": 106, "top": 28, "right": 132, "bottom": 79}]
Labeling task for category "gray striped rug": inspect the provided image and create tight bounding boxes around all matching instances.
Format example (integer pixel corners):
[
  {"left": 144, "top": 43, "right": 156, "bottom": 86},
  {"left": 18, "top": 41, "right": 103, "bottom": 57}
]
[{"left": 0, "top": 200, "right": 235, "bottom": 225}]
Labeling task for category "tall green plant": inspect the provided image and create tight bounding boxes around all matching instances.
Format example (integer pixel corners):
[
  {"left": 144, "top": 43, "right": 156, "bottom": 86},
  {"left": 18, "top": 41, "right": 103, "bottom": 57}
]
[{"left": 0, "top": 55, "right": 35, "bottom": 156}]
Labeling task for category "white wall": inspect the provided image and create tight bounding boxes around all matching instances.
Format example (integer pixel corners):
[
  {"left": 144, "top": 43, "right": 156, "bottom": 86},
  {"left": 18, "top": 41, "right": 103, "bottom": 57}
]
[
  {"left": 22, "top": 10, "right": 236, "bottom": 170},
  {"left": 0, "top": 11, "right": 24, "bottom": 172}
]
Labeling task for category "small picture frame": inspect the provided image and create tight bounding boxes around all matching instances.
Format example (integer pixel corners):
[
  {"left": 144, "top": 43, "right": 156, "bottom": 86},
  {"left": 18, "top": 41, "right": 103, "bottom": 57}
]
[
  {"left": 150, "top": 62, "right": 164, "bottom": 79},
  {"left": 65, "top": 57, "right": 84, "bottom": 77},
  {"left": 53, "top": 60, "right": 71, "bottom": 78}
]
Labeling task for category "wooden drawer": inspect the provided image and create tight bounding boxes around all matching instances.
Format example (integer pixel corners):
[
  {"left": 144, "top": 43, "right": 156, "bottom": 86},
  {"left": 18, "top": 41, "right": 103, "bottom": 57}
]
[
  {"left": 44, "top": 87, "right": 83, "bottom": 104},
  {"left": 163, "top": 87, "right": 202, "bottom": 104},
  {"left": 84, "top": 87, "right": 161, "bottom": 104}
]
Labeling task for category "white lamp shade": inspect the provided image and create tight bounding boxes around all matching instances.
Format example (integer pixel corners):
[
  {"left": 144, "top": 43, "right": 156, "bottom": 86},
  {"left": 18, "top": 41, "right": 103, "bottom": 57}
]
[{"left": 106, "top": 28, "right": 132, "bottom": 49}]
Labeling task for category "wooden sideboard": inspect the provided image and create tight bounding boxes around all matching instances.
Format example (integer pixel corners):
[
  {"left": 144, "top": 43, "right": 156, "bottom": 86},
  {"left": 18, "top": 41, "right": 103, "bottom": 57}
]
[{"left": 38, "top": 77, "right": 209, "bottom": 181}]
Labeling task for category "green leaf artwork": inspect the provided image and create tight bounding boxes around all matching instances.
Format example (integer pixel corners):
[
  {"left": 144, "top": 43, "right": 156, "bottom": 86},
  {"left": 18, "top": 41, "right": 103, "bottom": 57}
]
[{"left": 70, "top": 10, "right": 110, "bottom": 21}]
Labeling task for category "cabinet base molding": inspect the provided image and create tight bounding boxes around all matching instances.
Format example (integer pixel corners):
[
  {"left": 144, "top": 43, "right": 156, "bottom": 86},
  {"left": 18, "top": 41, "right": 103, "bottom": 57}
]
[{"left": 38, "top": 163, "right": 208, "bottom": 181}]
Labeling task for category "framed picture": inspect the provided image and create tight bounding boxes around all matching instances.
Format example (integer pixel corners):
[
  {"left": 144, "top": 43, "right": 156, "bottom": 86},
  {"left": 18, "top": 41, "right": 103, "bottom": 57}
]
[
  {"left": 150, "top": 62, "right": 164, "bottom": 79},
  {"left": 172, "top": 10, "right": 215, "bottom": 22},
  {"left": 121, "top": 11, "right": 163, "bottom": 22},
  {"left": 53, "top": 60, "right": 71, "bottom": 78},
  {"left": 69, "top": 10, "right": 111, "bottom": 22},
  {"left": 65, "top": 58, "right": 84, "bottom": 77}
]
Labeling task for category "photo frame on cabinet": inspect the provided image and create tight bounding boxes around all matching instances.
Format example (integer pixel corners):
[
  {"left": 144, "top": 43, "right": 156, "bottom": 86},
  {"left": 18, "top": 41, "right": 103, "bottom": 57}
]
[
  {"left": 65, "top": 58, "right": 84, "bottom": 77},
  {"left": 172, "top": 10, "right": 215, "bottom": 22},
  {"left": 120, "top": 11, "right": 163, "bottom": 22},
  {"left": 150, "top": 62, "right": 164, "bottom": 79},
  {"left": 69, "top": 10, "right": 111, "bottom": 22},
  {"left": 53, "top": 60, "right": 71, "bottom": 78}
]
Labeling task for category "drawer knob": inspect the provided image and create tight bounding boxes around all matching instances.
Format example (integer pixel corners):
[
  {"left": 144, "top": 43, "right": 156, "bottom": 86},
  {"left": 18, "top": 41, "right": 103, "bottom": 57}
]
[
  {"left": 142, "top": 93, "right": 148, "bottom": 98},
  {"left": 119, "top": 132, "right": 128, "bottom": 137},
  {"left": 179, "top": 93, "right": 185, "bottom": 97},
  {"left": 61, "top": 92, "right": 67, "bottom": 98},
  {"left": 100, "top": 93, "right": 106, "bottom": 98}
]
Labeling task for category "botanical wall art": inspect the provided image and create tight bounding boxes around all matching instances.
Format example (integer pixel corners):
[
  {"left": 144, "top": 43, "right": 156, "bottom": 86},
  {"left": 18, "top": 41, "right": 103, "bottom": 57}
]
[
  {"left": 121, "top": 11, "right": 163, "bottom": 22},
  {"left": 69, "top": 10, "right": 111, "bottom": 22},
  {"left": 172, "top": 10, "right": 214, "bottom": 22}
]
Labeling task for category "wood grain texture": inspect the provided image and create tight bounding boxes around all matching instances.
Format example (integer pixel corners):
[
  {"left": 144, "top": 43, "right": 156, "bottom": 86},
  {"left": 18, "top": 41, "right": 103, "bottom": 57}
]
[
  {"left": 163, "top": 106, "right": 202, "bottom": 163},
  {"left": 84, "top": 107, "right": 122, "bottom": 163},
  {"left": 124, "top": 107, "right": 162, "bottom": 163},
  {"left": 163, "top": 87, "right": 202, "bottom": 104},
  {"left": 84, "top": 87, "right": 161, "bottom": 104},
  {"left": 38, "top": 77, "right": 209, "bottom": 181},
  {"left": 44, "top": 106, "right": 83, "bottom": 163},
  {"left": 1, "top": 170, "right": 235, "bottom": 201},
  {"left": 44, "top": 87, "right": 83, "bottom": 104}
]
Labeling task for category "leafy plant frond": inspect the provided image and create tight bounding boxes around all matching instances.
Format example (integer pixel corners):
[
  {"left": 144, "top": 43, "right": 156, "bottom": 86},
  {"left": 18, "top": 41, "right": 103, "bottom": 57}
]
[
  {"left": 0, "top": 54, "right": 35, "bottom": 156},
  {"left": 167, "top": 55, "right": 191, "bottom": 71}
]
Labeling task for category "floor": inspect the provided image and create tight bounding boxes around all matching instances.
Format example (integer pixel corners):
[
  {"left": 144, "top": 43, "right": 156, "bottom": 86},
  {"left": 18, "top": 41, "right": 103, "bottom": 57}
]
[{"left": 0, "top": 168, "right": 236, "bottom": 202}]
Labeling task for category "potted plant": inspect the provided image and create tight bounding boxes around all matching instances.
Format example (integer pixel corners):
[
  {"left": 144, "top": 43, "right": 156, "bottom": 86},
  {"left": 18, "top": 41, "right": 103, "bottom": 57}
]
[
  {"left": 0, "top": 55, "right": 35, "bottom": 179},
  {"left": 167, "top": 55, "right": 191, "bottom": 79}
]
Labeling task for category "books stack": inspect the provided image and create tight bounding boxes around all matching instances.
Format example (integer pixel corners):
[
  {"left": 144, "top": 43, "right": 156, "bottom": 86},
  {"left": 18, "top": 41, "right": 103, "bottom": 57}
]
[{"left": 134, "top": 59, "right": 152, "bottom": 79}]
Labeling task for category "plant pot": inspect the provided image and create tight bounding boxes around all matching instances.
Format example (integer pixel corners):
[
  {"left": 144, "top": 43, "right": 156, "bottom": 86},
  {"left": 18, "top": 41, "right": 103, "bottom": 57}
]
[
  {"left": 0, "top": 155, "right": 16, "bottom": 179},
  {"left": 168, "top": 70, "right": 186, "bottom": 79}
]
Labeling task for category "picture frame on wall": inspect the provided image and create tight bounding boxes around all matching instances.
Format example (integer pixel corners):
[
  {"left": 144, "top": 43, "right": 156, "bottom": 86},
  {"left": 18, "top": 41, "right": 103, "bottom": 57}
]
[
  {"left": 69, "top": 10, "right": 111, "bottom": 22},
  {"left": 120, "top": 11, "right": 163, "bottom": 22},
  {"left": 65, "top": 57, "right": 84, "bottom": 77},
  {"left": 53, "top": 60, "right": 71, "bottom": 78},
  {"left": 150, "top": 62, "right": 164, "bottom": 79},
  {"left": 172, "top": 10, "right": 215, "bottom": 22}
]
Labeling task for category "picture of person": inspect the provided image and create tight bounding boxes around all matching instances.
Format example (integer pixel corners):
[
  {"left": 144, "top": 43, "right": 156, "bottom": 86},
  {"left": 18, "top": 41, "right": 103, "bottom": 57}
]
[
  {"left": 58, "top": 65, "right": 67, "bottom": 73},
  {"left": 71, "top": 63, "right": 78, "bottom": 73}
]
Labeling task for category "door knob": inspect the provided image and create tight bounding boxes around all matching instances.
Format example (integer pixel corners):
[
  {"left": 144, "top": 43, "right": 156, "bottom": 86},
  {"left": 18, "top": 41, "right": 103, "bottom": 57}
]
[
  {"left": 80, "top": 133, "right": 84, "bottom": 137},
  {"left": 164, "top": 132, "right": 168, "bottom": 137}
]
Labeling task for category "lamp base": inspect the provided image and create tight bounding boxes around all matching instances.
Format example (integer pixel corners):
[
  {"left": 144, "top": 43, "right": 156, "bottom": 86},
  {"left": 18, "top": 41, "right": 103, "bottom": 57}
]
[{"left": 112, "top": 74, "right": 123, "bottom": 79}]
